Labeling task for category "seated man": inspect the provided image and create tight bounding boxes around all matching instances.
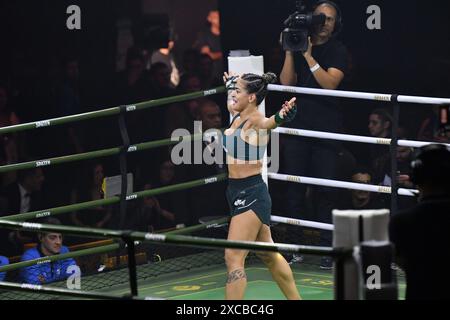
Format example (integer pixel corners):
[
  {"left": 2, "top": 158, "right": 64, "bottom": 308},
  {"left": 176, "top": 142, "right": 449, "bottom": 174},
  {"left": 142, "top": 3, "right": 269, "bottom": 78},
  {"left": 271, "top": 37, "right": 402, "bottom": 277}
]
[
  {"left": 0, "top": 256, "right": 8, "bottom": 281},
  {"left": 20, "top": 218, "right": 78, "bottom": 285},
  {"left": 338, "top": 166, "right": 383, "bottom": 210}
]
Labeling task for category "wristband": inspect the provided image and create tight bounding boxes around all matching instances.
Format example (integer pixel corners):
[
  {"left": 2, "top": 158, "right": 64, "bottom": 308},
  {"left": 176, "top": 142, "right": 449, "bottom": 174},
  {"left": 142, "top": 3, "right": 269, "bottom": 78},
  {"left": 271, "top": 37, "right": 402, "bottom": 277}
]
[
  {"left": 310, "top": 64, "right": 320, "bottom": 73},
  {"left": 275, "top": 112, "right": 284, "bottom": 125},
  {"left": 225, "top": 76, "right": 238, "bottom": 90}
]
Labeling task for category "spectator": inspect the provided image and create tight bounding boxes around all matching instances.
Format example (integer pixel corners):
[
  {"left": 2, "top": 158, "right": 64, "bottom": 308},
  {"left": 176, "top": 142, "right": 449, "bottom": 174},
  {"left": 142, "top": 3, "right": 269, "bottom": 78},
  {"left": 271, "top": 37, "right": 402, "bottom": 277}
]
[
  {"left": 0, "top": 167, "right": 46, "bottom": 256},
  {"left": 114, "top": 46, "right": 149, "bottom": 105},
  {"left": 0, "top": 84, "right": 21, "bottom": 188},
  {"left": 144, "top": 62, "right": 176, "bottom": 141},
  {"left": 127, "top": 182, "right": 175, "bottom": 232},
  {"left": 395, "top": 144, "right": 417, "bottom": 210},
  {"left": 417, "top": 106, "right": 450, "bottom": 143},
  {"left": 0, "top": 84, "right": 20, "bottom": 128},
  {"left": 193, "top": 10, "right": 223, "bottom": 79},
  {"left": 0, "top": 167, "right": 45, "bottom": 214},
  {"left": 114, "top": 47, "right": 154, "bottom": 145},
  {"left": 20, "top": 217, "right": 79, "bottom": 285},
  {"left": 0, "top": 256, "right": 8, "bottom": 281},
  {"left": 153, "top": 159, "right": 189, "bottom": 226},
  {"left": 195, "top": 99, "right": 223, "bottom": 131},
  {"left": 54, "top": 56, "right": 85, "bottom": 155},
  {"left": 150, "top": 38, "right": 180, "bottom": 88},
  {"left": 70, "top": 162, "right": 112, "bottom": 229},
  {"left": 186, "top": 99, "right": 228, "bottom": 225},
  {"left": 367, "top": 108, "right": 393, "bottom": 184},
  {"left": 389, "top": 144, "right": 450, "bottom": 299},
  {"left": 198, "top": 53, "right": 221, "bottom": 90},
  {"left": 181, "top": 49, "right": 201, "bottom": 76},
  {"left": 338, "top": 166, "right": 383, "bottom": 210},
  {"left": 368, "top": 108, "right": 392, "bottom": 139},
  {"left": 147, "top": 62, "right": 175, "bottom": 99},
  {"left": 164, "top": 73, "right": 203, "bottom": 136}
]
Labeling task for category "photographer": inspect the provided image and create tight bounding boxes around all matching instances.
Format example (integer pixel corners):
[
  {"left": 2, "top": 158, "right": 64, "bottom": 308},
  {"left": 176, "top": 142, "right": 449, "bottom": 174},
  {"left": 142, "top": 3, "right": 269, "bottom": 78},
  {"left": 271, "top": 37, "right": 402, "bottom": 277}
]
[{"left": 280, "top": 1, "right": 348, "bottom": 268}]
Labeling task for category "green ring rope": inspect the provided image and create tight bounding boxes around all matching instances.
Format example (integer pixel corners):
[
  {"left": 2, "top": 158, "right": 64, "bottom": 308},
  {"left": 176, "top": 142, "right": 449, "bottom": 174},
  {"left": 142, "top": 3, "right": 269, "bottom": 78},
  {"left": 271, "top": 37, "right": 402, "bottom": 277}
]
[
  {"left": 0, "top": 216, "right": 230, "bottom": 274},
  {"left": 0, "top": 219, "right": 342, "bottom": 257},
  {"left": 1, "top": 173, "right": 227, "bottom": 222},
  {"left": 0, "top": 87, "right": 225, "bottom": 136}
]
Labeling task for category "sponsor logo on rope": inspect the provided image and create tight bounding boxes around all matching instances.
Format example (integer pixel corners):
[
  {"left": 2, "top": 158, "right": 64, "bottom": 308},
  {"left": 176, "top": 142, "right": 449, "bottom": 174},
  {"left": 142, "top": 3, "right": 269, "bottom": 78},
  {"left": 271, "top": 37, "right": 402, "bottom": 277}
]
[
  {"left": 286, "top": 219, "right": 302, "bottom": 226},
  {"left": 376, "top": 138, "right": 391, "bottom": 145},
  {"left": 281, "top": 87, "right": 298, "bottom": 94},
  {"left": 204, "top": 89, "right": 217, "bottom": 96},
  {"left": 286, "top": 175, "right": 301, "bottom": 183},
  {"left": 378, "top": 186, "right": 391, "bottom": 193},
  {"left": 37, "top": 259, "right": 51, "bottom": 265},
  {"left": 36, "top": 160, "right": 51, "bottom": 167},
  {"left": 204, "top": 177, "right": 218, "bottom": 184},
  {"left": 21, "top": 284, "right": 42, "bottom": 290},
  {"left": 22, "top": 222, "right": 42, "bottom": 230},
  {"left": 278, "top": 244, "right": 296, "bottom": 252},
  {"left": 35, "top": 211, "right": 51, "bottom": 218},
  {"left": 286, "top": 129, "right": 300, "bottom": 136},
  {"left": 36, "top": 120, "right": 51, "bottom": 128},
  {"left": 126, "top": 105, "right": 136, "bottom": 112},
  {"left": 127, "top": 145, "right": 137, "bottom": 152},
  {"left": 126, "top": 194, "right": 138, "bottom": 201},
  {"left": 145, "top": 234, "right": 166, "bottom": 242},
  {"left": 374, "top": 95, "right": 391, "bottom": 102}
]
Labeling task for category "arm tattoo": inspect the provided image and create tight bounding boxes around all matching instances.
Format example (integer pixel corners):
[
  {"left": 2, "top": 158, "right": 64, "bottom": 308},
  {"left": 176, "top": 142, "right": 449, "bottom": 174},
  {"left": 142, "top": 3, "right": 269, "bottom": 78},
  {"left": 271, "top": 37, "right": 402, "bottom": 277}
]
[{"left": 227, "top": 268, "right": 247, "bottom": 284}]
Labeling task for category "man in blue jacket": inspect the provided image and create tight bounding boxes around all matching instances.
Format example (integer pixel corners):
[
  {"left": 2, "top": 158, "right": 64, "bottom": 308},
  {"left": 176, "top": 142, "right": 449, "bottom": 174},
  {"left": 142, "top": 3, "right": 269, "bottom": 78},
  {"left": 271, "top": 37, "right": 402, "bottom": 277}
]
[
  {"left": 20, "top": 218, "right": 79, "bottom": 285},
  {"left": 0, "top": 256, "right": 8, "bottom": 281}
]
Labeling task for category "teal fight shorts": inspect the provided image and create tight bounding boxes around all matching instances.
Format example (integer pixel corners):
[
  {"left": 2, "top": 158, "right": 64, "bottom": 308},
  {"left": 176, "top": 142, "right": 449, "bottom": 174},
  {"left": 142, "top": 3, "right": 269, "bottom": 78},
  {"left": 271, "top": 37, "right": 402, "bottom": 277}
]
[{"left": 226, "top": 174, "right": 272, "bottom": 225}]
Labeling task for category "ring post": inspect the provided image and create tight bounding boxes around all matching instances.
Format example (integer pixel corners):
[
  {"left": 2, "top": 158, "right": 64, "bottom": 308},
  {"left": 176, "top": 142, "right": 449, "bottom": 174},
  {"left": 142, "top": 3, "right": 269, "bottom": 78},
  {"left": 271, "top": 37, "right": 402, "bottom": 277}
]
[
  {"left": 122, "top": 232, "right": 138, "bottom": 296},
  {"left": 333, "top": 209, "right": 390, "bottom": 299},
  {"left": 118, "top": 105, "right": 131, "bottom": 229},
  {"left": 390, "top": 96, "right": 400, "bottom": 216},
  {"left": 360, "top": 240, "right": 398, "bottom": 300}
]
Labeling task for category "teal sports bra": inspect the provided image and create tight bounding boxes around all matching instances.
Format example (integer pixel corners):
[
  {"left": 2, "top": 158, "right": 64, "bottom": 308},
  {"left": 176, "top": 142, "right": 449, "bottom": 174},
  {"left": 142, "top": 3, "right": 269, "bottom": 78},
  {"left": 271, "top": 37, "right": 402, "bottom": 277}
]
[{"left": 222, "top": 114, "right": 267, "bottom": 161}]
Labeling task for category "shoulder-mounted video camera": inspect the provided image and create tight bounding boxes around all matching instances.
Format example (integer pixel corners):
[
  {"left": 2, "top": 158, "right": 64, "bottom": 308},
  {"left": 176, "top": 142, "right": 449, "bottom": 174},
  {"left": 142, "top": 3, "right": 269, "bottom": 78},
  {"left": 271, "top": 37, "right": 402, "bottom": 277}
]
[{"left": 281, "top": 0, "right": 326, "bottom": 52}]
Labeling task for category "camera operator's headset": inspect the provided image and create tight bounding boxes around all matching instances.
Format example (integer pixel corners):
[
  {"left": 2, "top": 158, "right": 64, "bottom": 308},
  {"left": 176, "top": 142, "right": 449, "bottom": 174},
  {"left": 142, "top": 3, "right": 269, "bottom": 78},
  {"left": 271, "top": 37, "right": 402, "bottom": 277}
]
[
  {"left": 410, "top": 144, "right": 450, "bottom": 186},
  {"left": 312, "top": 0, "right": 343, "bottom": 36}
]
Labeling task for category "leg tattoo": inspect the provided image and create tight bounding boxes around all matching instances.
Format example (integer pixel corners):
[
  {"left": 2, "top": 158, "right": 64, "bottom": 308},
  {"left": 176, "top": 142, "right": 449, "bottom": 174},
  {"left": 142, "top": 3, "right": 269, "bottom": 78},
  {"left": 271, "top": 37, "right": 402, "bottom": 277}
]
[{"left": 227, "top": 268, "right": 247, "bottom": 284}]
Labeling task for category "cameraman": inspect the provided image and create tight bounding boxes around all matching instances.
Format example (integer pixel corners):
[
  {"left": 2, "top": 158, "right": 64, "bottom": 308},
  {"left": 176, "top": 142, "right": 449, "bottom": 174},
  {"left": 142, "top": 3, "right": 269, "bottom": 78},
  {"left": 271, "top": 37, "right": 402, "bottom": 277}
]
[{"left": 280, "top": 1, "right": 348, "bottom": 268}]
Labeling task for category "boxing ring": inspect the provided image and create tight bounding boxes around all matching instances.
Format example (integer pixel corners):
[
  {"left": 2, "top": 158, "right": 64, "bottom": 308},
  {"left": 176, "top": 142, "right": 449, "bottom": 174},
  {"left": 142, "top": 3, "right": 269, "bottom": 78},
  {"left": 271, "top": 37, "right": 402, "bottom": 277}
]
[{"left": 1, "top": 57, "right": 449, "bottom": 299}]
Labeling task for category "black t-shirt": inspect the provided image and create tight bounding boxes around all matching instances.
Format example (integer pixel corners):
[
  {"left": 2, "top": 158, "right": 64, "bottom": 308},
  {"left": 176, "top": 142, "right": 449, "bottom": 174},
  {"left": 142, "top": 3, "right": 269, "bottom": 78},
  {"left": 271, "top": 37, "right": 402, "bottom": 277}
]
[
  {"left": 389, "top": 196, "right": 450, "bottom": 299},
  {"left": 291, "top": 39, "right": 348, "bottom": 132},
  {"left": 194, "top": 29, "right": 223, "bottom": 77}
]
